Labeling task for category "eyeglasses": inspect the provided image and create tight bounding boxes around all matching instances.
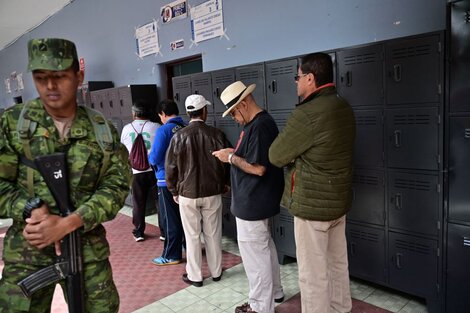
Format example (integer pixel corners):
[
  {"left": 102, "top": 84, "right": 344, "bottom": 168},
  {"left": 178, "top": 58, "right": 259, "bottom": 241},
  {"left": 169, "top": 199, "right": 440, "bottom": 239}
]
[{"left": 294, "top": 73, "right": 309, "bottom": 82}]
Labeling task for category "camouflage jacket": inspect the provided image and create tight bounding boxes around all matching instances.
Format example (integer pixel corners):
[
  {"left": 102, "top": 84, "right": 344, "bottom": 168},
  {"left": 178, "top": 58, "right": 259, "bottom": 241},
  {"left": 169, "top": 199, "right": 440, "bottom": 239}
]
[{"left": 0, "top": 99, "right": 132, "bottom": 265}]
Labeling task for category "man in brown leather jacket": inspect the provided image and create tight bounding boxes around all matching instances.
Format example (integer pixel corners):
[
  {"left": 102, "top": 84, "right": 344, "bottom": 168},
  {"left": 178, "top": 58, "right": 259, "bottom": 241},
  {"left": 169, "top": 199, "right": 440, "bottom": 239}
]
[{"left": 165, "top": 94, "right": 231, "bottom": 287}]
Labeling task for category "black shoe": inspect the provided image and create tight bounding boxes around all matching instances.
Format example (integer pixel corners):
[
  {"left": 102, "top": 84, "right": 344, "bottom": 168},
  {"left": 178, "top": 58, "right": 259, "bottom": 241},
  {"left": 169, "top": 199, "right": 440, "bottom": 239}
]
[
  {"left": 235, "top": 302, "right": 257, "bottom": 313},
  {"left": 274, "top": 296, "right": 284, "bottom": 303},
  {"left": 182, "top": 273, "right": 203, "bottom": 287},
  {"left": 212, "top": 271, "right": 223, "bottom": 282}
]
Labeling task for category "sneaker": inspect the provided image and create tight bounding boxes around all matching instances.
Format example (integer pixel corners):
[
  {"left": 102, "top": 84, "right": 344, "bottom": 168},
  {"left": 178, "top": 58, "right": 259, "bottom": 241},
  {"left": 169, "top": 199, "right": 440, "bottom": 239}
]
[
  {"left": 182, "top": 273, "right": 203, "bottom": 287},
  {"left": 152, "top": 256, "right": 181, "bottom": 266},
  {"left": 134, "top": 235, "right": 144, "bottom": 242}
]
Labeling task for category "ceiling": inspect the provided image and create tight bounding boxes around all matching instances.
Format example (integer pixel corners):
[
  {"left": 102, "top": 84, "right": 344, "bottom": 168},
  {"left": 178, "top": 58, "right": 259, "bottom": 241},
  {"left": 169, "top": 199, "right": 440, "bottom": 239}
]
[{"left": 0, "top": 0, "right": 72, "bottom": 52}]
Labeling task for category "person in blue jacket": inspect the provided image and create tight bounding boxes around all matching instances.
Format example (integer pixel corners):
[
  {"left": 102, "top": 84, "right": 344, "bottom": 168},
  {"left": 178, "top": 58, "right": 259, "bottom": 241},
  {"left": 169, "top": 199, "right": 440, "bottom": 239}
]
[{"left": 148, "top": 99, "right": 186, "bottom": 265}]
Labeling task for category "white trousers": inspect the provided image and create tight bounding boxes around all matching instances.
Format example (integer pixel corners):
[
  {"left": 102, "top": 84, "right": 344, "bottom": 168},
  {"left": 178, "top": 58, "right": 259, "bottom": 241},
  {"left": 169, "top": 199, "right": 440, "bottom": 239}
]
[
  {"left": 236, "top": 217, "right": 284, "bottom": 313},
  {"left": 295, "top": 215, "right": 352, "bottom": 313},
  {"left": 179, "top": 195, "right": 223, "bottom": 282}
]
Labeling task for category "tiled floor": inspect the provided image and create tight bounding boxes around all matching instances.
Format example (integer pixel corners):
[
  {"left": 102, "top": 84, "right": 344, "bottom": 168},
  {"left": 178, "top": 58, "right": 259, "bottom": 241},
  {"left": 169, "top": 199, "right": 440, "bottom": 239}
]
[{"left": 0, "top": 207, "right": 429, "bottom": 313}]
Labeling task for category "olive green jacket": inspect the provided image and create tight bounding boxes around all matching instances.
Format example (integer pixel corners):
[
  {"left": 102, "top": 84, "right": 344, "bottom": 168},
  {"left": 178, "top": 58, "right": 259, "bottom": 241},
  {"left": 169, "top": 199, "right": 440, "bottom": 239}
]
[
  {"left": 269, "top": 86, "right": 355, "bottom": 221},
  {"left": 0, "top": 99, "right": 132, "bottom": 265}
]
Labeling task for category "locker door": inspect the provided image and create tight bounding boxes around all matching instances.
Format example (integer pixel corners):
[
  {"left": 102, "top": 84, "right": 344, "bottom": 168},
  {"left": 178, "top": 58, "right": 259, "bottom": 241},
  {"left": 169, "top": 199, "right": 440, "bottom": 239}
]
[
  {"left": 107, "top": 88, "right": 121, "bottom": 118},
  {"left": 446, "top": 223, "right": 470, "bottom": 312},
  {"left": 217, "top": 118, "right": 240, "bottom": 147},
  {"left": 349, "top": 169, "right": 385, "bottom": 226},
  {"left": 172, "top": 75, "right": 192, "bottom": 116},
  {"left": 90, "top": 90, "right": 109, "bottom": 117},
  {"left": 386, "top": 107, "right": 439, "bottom": 170},
  {"left": 448, "top": 117, "right": 470, "bottom": 223},
  {"left": 212, "top": 69, "right": 235, "bottom": 115},
  {"left": 337, "top": 45, "right": 384, "bottom": 107},
  {"left": 118, "top": 86, "right": 133, "bottom": 120},
  {"left": 191, "top": 72, "right": 212, "bottom": 104},
  {"left": 236, "top": 64, "right": 266, "bottom": 109},
  {"left": 353, "top": 109, "right": 384, "bottom": 168},
  {"left": 265, "top": 59, "right": 298, "bottom": 112},
  {"left": 385, "top": 34, "right": 442, "bottom": 106},
  {"left": 388, "top": 171, "right": 439, "bottom": 236},
  {"left": 346, "top": 224, "right": 386, "bottom": 284},
  {"left": 272, "top": 206, "right": 296, "bottom": 264},
  {"left": 389, "top": 232, "right": 438, "bottom": 298}
]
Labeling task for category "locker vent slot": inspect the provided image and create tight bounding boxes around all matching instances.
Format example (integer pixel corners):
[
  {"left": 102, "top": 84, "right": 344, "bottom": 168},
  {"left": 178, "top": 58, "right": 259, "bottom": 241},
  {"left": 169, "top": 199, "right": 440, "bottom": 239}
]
[
  {"left": 174, "top": 81, "right": 190, "bottom": 89},
  {"left": 353, "top": 174, "right": 379, "bottom": 186},
  {"left": 464, "top": 128, "right": 470, "bottom": 139},
  {"left": 349, "top": 229, "right": 379, "bottom": 243},
  {"left": 270, "top": 65, "right": 295, "bottom": 77},
  {"left": 394, "top": 178, "right": 431, "bottom": 191},
  {"left": 394, "top": 239, "right": 431, "bottom": 255},
  {"left": 218, "top": 120, "right": 235, "bottom": 127},
  {"left": 392, "top": 44, "right": 431, "bottom": 60},
  {"left": 238, "top": 70, "right": 260, "bottom": 80},
  {"left": 344, "top": 52, "right": 376, "bottom": 65},
  {"left": 192, "top": 77, "right": 210, "bottom": 88},
  {"left": 356, "top": 115, "right": 378, "bottom": 126},
  {"left": 393, "top": 114, "right": 431, "bottom": 125},
  {"left": 214, "top": 74, "right": 233, "bottom": 84},
  {"left": 279, "top": 212, "right": 294, "bottom": 223}
]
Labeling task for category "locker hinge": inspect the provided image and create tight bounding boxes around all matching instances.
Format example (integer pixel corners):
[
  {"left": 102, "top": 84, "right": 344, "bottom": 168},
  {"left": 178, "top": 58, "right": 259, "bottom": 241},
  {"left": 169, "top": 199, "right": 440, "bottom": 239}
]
[
  {"left": 438, "top": 83, "right": 442, "bottom": 95},
  {"left": 437, "top": 220, "right": 441, "bottom": 230}
]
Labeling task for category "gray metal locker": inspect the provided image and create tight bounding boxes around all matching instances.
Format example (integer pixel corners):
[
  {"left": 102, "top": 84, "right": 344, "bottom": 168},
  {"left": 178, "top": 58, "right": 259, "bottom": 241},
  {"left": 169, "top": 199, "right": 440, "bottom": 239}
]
[
  {"left": 385, "top": 34, "right": 442, "bottom": 106},
  {"left": 107, "top": 88, "right": 121, "bottom": 118},
  {"left": 235, "top": 64, "right": 266, "bottom": 109},
  {"left": 446, "top": 223, "right": 470, "bottom": 312},
  {"left": 386, "top": 107, "right": 440, "bottom": 171},
  {"left": 172, "top": 75, "right": 192, "bottom": 116},
  {"left": 272, "top": 206, "right": 296, "bottom": 264},
  {"left": 191, "top": 72, "right": 213, "bottom": 108},
  {"left": 212, "top": 69, "right": 235, "bottom": 115},
  {"left": 387, "top": 171, "right": 439, "bottom": 236},
  {"left": 217, "top": 118, "right": 240, "bottom": 147},
  {"left": 337, "top": 45, "right": 384, "bottom": 107},
  {"left": 348, "top": 169, "right": 385, "bottom": 226},
  {"left": 353, "top": 109, "right": 384, "bottom": 168},
  {"left": 388, "top": 232, "right": 438, "bottom": 299},
  {"left": 265, "top": 59, "right": 298, "bottom": 112},
  {"left": 222, "top": 196, "right": 236, "bottom": 239},
  {"left": 346, "top": 223, "right": 386, "bottom": 284},
  {"left": 448, "top": 116, "right": 470, "bottom": 223},
  {"left": 449, "top": 0, "right": 470, "bottom": 112},
  {"left": 90, "top": 89, "right": 111, "bottom": 118}
]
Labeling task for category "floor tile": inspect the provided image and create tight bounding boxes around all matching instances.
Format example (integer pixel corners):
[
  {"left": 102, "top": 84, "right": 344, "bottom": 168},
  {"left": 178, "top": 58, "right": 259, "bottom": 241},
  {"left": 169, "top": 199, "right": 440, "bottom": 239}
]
[
  {"left": 160, "top": 289, "right": 202, "bottom": 312},
  {"left": 204, "top": 286, "right": 247, "bottom": 311}
]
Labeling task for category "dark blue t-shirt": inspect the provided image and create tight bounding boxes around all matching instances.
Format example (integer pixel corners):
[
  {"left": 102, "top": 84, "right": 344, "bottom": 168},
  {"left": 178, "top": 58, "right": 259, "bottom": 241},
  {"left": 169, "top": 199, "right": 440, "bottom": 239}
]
[{"left": 230, "top": 111, "right": 284, "bottom": 220}]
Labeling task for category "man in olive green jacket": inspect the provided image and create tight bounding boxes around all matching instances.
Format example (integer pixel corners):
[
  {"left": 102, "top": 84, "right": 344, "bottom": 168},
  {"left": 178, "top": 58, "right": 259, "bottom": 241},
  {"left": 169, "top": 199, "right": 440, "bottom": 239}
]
[{"left": 269, "top": 52, "right": 355, "bottom": 313}]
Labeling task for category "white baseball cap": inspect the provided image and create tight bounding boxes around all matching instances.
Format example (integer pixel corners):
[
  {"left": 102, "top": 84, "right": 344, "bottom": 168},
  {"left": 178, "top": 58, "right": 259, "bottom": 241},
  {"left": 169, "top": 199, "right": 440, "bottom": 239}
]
[{"left": 185, "top": 94, "right": 211, "bottom": 112}]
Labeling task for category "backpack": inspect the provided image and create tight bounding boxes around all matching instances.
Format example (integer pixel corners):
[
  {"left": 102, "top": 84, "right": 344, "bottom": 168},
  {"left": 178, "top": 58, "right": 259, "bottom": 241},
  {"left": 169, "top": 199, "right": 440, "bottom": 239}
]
[
  {"left": 17, "top": 103, "right": 114, "bottom": 196},
  {"left": 129, "top": 121, "right": 150, "bottom": 171}
]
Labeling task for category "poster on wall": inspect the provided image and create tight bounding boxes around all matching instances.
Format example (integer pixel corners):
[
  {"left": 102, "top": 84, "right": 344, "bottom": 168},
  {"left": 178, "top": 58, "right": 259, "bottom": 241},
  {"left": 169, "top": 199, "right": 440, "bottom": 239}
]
[
  {"left": 161, "top": 0, "right": 188, "bottom": 24},
  {"left": 190, "top": 0, "right": 224, "bottom": 44},
  {"left": 135, "top": 21, "right": 160, "bottom": 58},
  {"left": 170, "top": 39, "right": 185, "bottom": 51}
]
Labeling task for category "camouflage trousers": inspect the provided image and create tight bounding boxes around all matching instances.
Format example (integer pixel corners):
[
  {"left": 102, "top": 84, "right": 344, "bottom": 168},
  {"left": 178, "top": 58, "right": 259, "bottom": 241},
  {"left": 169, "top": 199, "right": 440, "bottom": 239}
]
[{"left": 0, "top": 259, "right": 119, "bottom": 313}]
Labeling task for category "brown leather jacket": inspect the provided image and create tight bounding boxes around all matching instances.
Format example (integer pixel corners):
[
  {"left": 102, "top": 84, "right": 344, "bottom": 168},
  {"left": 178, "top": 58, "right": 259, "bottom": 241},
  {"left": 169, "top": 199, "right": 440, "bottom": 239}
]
[{"left": 165, "top": 120, "right": 231, "bottom": 198}]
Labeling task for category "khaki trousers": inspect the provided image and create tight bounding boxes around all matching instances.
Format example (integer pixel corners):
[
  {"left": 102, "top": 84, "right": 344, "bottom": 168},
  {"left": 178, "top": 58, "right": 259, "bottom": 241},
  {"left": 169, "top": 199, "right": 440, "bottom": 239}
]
[
  {"left": 236, "top": 218, "right": 284, "bottom": 313},
  {"left": 179, "top": 195, "right": 223, "bottom": 282},
  {"left": 294, "top": 215, "right": 352, "bottom": 313}
]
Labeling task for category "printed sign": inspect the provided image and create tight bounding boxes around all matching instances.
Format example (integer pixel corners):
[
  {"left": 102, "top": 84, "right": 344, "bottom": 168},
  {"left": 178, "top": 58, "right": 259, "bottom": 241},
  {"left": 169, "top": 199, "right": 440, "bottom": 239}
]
[
  {"left": 170, "top": 39, "right": 185, "bottom": 51},
  {"left": 190, "top": 0, "right": 224, "bottom": 43},
  {"left": 135, "top": 21, "right": 160, "bottom": 58},
  {"left": 161, "top": 0, "right": 188, "bottom": 24}
]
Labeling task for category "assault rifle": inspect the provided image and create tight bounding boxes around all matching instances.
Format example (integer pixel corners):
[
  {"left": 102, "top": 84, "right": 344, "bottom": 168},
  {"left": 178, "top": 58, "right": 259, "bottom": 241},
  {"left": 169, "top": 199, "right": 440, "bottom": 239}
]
[{"left": 18, "top": 152, "right": 85, "bottom": 313}]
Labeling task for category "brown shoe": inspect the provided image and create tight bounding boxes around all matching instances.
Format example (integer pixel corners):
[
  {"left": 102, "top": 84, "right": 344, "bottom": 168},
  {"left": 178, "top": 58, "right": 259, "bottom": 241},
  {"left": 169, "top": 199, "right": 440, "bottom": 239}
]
[{"left": 234, "top": 302, "right": 258, "bottom": 313}]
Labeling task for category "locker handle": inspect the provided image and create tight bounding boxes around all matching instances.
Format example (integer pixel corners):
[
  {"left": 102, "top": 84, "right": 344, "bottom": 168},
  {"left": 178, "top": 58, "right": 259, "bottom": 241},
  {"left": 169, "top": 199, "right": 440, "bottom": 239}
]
[
  {"left": 393, "top": 64, "right": 402, "bottom": 82},
  {"left": 394, "top": 193, "right": 402, "bottom": 210},
  {"left": 215, "top": 87, "right": 220, "bottom": 98},
  {"left": 175, "top": 93, "right": 179, "bottom": 102},
  {"left": 109, "top": 100, "right": 113, "bottom": 108},
  {"left": 120, "top": 99, "right": 123, "bottom": 107},
  {"left": 350, "top": 242, "right": 356, "bottom": 256},
  {"left": 393, "top": 130, "right": 401, "bottom": 147},
  {"left": 279, "top": 225, "right": 284, "bottom": 238},
  {"left": 100, "top": 101, "right": 103, "bottom": 108},
  {"left": 346, "top": 71, "right": 352, "bottom": 87},
  {"left": 395, "top": 253, "right": 403, "bottom": 269},
  {"left": 272, "top": 80, "right": 277, "bottom": 94}
]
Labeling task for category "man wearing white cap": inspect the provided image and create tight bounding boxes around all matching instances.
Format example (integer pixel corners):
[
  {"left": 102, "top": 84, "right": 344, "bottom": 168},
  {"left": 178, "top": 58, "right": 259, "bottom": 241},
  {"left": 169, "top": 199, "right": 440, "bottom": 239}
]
[
  {"left": 212, "top": 82, "right": 285, "bottom": 313},
  {"left": 166, "top": 94, "right": 231, "bottom": 287}
]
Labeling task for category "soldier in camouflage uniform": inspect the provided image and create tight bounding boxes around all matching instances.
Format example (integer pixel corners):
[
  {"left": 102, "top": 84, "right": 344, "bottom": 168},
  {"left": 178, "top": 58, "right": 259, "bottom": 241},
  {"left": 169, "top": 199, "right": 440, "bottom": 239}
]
[{"left": 0, "top": 38, "right": 132, "bottom": 312}]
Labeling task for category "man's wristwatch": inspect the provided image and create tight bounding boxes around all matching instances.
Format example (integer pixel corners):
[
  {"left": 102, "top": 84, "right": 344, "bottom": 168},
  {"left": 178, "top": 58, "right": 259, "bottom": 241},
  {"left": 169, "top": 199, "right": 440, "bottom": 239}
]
[{"left": 23, "top": 197, "right": 44, "bottom": 221}]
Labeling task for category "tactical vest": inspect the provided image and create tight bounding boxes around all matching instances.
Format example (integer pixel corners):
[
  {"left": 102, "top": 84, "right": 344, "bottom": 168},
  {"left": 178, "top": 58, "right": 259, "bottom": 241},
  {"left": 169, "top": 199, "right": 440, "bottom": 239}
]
[{"left": 17, "top": 103, "right": 114, "bottom": 196}]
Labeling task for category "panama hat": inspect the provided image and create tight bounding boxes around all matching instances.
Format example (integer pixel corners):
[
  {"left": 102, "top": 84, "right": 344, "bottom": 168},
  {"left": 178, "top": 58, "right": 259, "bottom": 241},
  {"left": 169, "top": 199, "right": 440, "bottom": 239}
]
[{"left": 221, "top": 81, "right": 256, "bottom": 117}]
